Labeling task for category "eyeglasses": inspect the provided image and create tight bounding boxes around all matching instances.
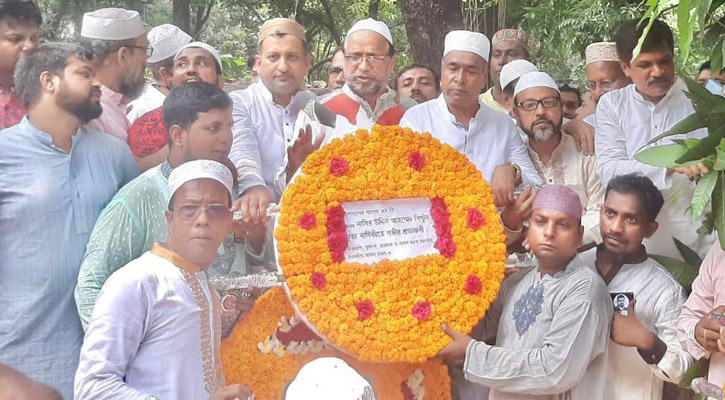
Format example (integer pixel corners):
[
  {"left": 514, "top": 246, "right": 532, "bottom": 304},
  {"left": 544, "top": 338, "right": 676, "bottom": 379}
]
[
  {"left": 585, "top": 80, "right": 616, "bottom": 92},
  {"left": 344, "top": 54, "right": 387, "bottom": 66},
  {"left": 173, "top": 203, "right": 231, "bottom": 222},
  {"left": 126, "top": 45, "right": 154, "bottom": 58},
  {"left": 515, "top": 97, "right": 560, "bottom": 111}
]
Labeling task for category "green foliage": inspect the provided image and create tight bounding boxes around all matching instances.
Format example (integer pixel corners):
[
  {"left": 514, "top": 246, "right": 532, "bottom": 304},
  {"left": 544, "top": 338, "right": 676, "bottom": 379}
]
[
  {"left": 634, "top": 143, "right": 689, "bottom": 167},
  {"left": 221, "top": 56, "right": 247, "bottom": 80},
  {"left": 649, "top": 238, "right": 703, "bottom": 293}
]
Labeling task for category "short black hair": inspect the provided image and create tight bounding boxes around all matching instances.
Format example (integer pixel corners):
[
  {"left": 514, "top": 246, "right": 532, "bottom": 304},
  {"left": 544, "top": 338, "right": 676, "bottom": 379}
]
[
  {"left": 615, "top": 18, "right": 674, "bottom": 64},
  {"left": 395, "top": 64, "right": 440, "bottom": 90},
  {"left": 14, "top": 42, "right": 93, "bottom": 107},
  {"left": 148, "top": 57, "right": 174, "bottom": 81},
  {"left": 699, "top": 61, "right": 711, "bottom": 73},
  {"left": 81, "top": 38, "right": 138, "bottom": 65},
  {"left": 558, "top": 82, "right": 582, "bottom": 105},
  {"left": 0, "top": 0, "right": 42, "bottom": 27},
  {"left": 162, "top": 82, "right": 232, "bottom": 146},
  {"left": 605, "top": 173, "right": 664, "bottom": 222},
  {"left": 247, "top": 55, "right": 256, "bottom": 70}
]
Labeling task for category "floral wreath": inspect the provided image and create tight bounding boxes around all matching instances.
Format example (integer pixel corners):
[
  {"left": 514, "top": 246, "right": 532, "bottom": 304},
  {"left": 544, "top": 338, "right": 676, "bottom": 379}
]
[
  {"left": 221, "top": 287, "right": 451, "bottom": 400},
  {"left": 274, "top": 125, "right": 506, "bottom": 363}
]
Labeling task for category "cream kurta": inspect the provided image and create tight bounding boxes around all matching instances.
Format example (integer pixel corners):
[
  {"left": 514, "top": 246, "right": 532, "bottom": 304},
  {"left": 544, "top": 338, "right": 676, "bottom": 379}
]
[
  {"left": 464, "top": 256, "right": 613, "bottom": 399},
  {"left": 74, "top": 246, "right": 224, "bottom": 399},
  {"left": 580, "top": 248, "right": 693, "bottom": 400},
  {"left": 528, "top": 133, "right": 604, "bottom": 244}
]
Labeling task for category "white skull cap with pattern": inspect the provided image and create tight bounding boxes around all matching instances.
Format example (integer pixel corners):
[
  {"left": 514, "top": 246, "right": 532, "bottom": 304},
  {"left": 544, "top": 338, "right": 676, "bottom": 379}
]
[
  {"left": 168, "top": 160, "right": 233, "bottom": 206},
  {"left": 81, "top": 8, "right": 146, "bottom": 41},
  {"left": 285, "top": 357, "right": 376, "bottom": 400},
  {"left": 147, "top": 24, "right": 192, "bottom": 63},
  {"left": 444, "top": 30, "right": 491, "bottom": 63},
  {"left": 175, "top": 42, "right": 223, "bottom": 73},
  {"left": 346, "top": 18, "right": 393, "bottom": 46},
  {"left": 514, "top": 71, "right": 560, "bottom": 98},
  {"left": 585, "top": 42, "right": 619, "bottom": 65},
  {"left": 500, "top": 59, "right": 539, "bottom": 90}
]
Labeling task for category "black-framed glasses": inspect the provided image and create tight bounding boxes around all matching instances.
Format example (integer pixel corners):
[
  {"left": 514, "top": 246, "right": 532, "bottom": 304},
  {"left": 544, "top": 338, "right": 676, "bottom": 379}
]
[
  {"left": 515, "top": 97, "right": 560, "bottom": 111},
  {"left": 125, "top": 45, "right": 154, "bottom": 58},
  {"left": 173, "top": 203, "right": 231, "bottom": 222}
]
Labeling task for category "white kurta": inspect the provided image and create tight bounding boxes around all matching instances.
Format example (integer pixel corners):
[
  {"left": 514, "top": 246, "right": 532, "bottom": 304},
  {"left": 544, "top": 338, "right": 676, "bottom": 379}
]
[
  {"left": 463, "top": 256, "right": 612, "bottom": 400},
  {"left": 594, "top": 79, "right": 714, "bottom": 260},
  {"left": 580, "top": 248, "right": 693, "bottom": 400},
  {"left": 400, "top": 94, "right": 542, "bottom": 186},
  {"left": 126, "top": 84, "right": 166, "bottom": 124},
  {"left": 74, "top": 248, "right": 224, "bottom": 399}
]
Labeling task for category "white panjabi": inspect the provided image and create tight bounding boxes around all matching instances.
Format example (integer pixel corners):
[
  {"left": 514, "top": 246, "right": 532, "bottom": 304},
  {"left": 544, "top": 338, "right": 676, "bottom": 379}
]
[
  {"left": 500, "top": 59, "right": 539, "bottom": 91},
  {"left": 147, "top": 24, "right": 192, "bottom": 63},
  {"left": 444, "top": 30, "right": 491, "bottom": 63},
  {"left": 514, "top": 71, "right": 560, "bottom": 97},
  {"left": 168, "top": 159, "right": 233, "bottom": 203},
  {"left": 346, "top": 18, "right": 393, "bottom": 45},
  {"left": 81, "top": 8, "right": 146, "bottom": 41}
]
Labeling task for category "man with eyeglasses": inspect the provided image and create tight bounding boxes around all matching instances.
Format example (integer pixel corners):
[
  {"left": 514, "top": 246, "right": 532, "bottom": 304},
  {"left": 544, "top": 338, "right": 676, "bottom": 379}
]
[
  {"left": 401, "top": 30, "right": 541, "bottom": 207},
  {"left": 76, "top": 159, "right": 255, "bottom": 400},
  {"left": 480, "top": 28, "right": 532, "bottom": 114},
  {"left": 512, "top": 71, "right": 603, "bottom": 246},
  {"left": 76, "top": 83, "right": 267, "bottom": 336},
  {"left": 80, "top": 8, "right": 149, "bottom": 142}
]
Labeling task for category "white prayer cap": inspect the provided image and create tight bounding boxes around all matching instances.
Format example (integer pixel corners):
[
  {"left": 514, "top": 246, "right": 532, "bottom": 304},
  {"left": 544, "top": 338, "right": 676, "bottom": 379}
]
[
  {"left": 585, "top": 42, "right": 619, "bottom": 65},
  {"left": 500, "top": 59, "right": 538, "bottom": 90},
  {"left": 81, "top": 8, "right": 146, "bottom": 41},
  {"left": 444, "top": 30, "right": 491, "bottom": 63},
  {"left": 147, "top": 24, "right": 192, "bottom": 63},
  {"left": 285, "top": 358, "right": 376, "bottom": 400},
  {"left": 175, "top": 42, "right": 223, "bottom": 72},
  {"left": 346, "top": 18, "right": 393, "bottom": 46},
  {"left": 514, "top": 71, "right": 560, "bottom": 98},
  {"left": 168, "top": 160, "right": 233, "bottom": 205}
]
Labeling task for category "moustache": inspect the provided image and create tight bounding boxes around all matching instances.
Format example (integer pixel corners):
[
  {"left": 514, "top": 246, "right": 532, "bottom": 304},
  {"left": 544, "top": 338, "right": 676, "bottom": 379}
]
[
  {"left": 534, "top": 118, "right": 554, "bottom": 126},
  {"left": 604, "top": 233, "right": 625, "bottom": 242},
  {"left": 648, "top": 77, "right": 670, "bottom": 85}
]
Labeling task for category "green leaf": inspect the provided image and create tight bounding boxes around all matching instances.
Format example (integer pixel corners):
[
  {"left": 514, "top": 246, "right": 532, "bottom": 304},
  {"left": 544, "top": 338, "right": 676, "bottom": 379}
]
[
  {"left": 712, "top": 171, "right": 725, "bottom": 250},
  {"left": 698, "top": 211, "right": 716, "bottom": 235},
  {"left": 678, "top": 0, "right": 696, "bottom": 62},
  {"left": 711, "top": 40, "right": 724, "bottom": 75},
  {"left": 691, "top": 172, "right": 718, "bottom": 222},
  {"left": 680, "top": 358, "right": 710, "bottom": 388},
  {"left": 715, "top": 140, "right": 725, "bottom": 170},
  {"left": 675, "top": 134, "right": 722, "bottom": 164},
  {"left": 646, "top": 114, "right": 705, "bottom": 145},
  {"left": 635, "top": 143, "right": 688, "bottom": 168},
  {"left": 649, "top": 254, "right": 700, "bottom": 293},
  {"left": 697, "top": 0, "right": 714, "bottom": 33},
  {"left": 675, "top": 238, "right": 705, "bottom": 267}
]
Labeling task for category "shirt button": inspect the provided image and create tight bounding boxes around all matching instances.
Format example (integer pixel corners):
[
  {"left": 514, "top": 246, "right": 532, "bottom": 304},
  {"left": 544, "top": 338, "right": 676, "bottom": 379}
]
[
  {"left": 287, "top": 139, "right": 291, "bottom": 143},
  {"left": 285, "top": 123, "right": 289, "bottom": 126},
  {"left": 548, "top": 178, "right": 554, "bottom": 184}
]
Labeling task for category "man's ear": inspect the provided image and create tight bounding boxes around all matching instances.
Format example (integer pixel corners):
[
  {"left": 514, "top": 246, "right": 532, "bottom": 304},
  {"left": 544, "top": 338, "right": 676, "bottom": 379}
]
[
  {"left": 644, "top": 221, "right": 659, "bottom": 239},
  {"left": 577, "top": 225, "right": 585, "bottom": 247},
  {"left": 619, "top": 60, "right": 632, "bottom": 78},
  {"left": 168, "top": 124, "right": 186, "bottom": 147},
  {"left": 165, "top": 210, "right": 174, "bottom": 235},
  {"left": 38, "top": 71, "right": 59, "bottom": 94},
  {"left": 158, "top": 66, "right": 173, "bottom": 86}
]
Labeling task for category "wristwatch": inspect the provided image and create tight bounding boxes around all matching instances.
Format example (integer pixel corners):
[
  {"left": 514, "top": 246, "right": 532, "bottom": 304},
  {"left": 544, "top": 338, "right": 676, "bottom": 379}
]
[{"left": 509, "top": 162, "right": 522, "bottom": 183}]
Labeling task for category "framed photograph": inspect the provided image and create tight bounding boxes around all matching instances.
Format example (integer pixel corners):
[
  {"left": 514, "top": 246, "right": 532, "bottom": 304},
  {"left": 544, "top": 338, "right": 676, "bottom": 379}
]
[{"left": 610, "top": 292, "right": 634, "bottom": 315}]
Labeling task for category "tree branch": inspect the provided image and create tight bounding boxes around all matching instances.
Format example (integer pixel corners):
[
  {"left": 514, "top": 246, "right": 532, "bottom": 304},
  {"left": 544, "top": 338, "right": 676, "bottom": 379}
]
[{"left": 318, "top": 0, "right": 342, "bottom": 45}]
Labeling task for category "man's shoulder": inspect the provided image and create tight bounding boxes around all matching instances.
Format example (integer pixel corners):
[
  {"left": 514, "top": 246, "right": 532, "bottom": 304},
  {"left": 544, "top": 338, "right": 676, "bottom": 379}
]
[
  {"left": 402, "top": 98, "right": 437, "bottom": 118},
  {"left": 103, "top": 167, "right": 166, "bottom": 211},
  {"left": 642, "top": 257, "right": 686, "bottom": 291},
  {"left": 81, "top": 126, "right": 131, "bottom": 151},
  {"left": 567, "top": 259, "right": 610, "bottom": 298},
  {"left": 103, "top": 251, "right": 168, "bottom": 291},
  {"left": 598, "top": 84, "right": 633, "bottom": 110}
]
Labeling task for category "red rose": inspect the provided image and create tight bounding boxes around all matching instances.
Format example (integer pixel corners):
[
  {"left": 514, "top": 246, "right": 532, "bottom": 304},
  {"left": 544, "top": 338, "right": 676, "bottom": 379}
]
[
  {"left": 329, "top": 157, "right": 349, "bottom": 176},
  {"left": 435, "top": 236, "right": 456, "bottom": 258},
  {"left": 327, "top": 230, "right": 349, "bottom": 254},
  {"left": 464, "top": 274, "right": 482, "bottom": 294},
  {"left": 356, "top": 300, "right": 375, "bottom": 321},
  {"left": 434, "top": 221, "right": 451, "bottom": 236},
  {"left": 310, "top": 271, "right": 327, "bottom": 289},
  {"left": 467, "top": 208, "right": 485, "bottom": 230},
  {"left": 326, "top": 205, "right": 346, "bottom": 231},
  {"left": 411, "top": 301, "right": 431, "bottom": 321},
  {"left": 408, "top": 151, "right": 425, "bottom": 171},
  {"left": 299, "top": 213, "right": 316, "bottom": 229},
  {"left": 331, "top": 251, "right": 345, "bottom": 263}
]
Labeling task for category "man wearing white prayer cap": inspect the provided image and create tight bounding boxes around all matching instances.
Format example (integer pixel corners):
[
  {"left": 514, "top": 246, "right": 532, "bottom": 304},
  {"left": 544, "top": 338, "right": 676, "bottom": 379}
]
[
  {"left": 285, "top": 357, "right": 376, "bottom": 400},
  {"left": 127, "top": 24, "right": 192, "bottom": 125},
  {"left": 510, "top": 71, "right": 603, "bottom": 246},
  {"left": 80, "top": 7, "right": 149, "bottom": 142},
  {"left": 401, "top": 30, "right": 542, "bottom": 208},
  {"left": 498, "top": 59, "right": 538, "bottom": 112},
  {"left": 76, "top": 158, "right": 257, "bottom": 399}
]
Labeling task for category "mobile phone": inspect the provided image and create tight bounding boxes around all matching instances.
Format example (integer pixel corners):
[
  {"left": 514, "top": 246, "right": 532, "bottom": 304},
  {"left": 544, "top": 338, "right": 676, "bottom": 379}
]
[
  {"left": 610, "top": 292, "right": 634, "bottom": 315},
  {"left": 706, "top": 78, "right": 723, "bottom": 95}
]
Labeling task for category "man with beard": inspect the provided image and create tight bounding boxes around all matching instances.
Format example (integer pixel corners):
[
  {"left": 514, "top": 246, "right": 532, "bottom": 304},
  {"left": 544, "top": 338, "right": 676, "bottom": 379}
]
[
  {"left": 401, "top": 30, "right": 541, "bottom": 206},
  {"left": 328, "top": 48, "right": 345, "bottom": 90},
  {"left": 0, "top": 42, "right": 137, "bottom": 399},
  {"left": 76, "top": 82, "right": 266, "bottom": 334},
  {"left": 579, "top": 174, "right": 692, "bottom": 400},
  {"left": 396, "top": 64, "right": 440, "bottom": 104},
  {"left": 80, "top": 8, "right": 149, "bottom": 142},
  {"left": 0, "top": 0, "right": 42, "bottom": 130},
  {"left": 480, "top": 28, "right": 532, "bottom": 114},
  {"left": 563, "top": 42, "right": 631, "bottom": 155},
  {"left": 595, "top": 19, "right": 714, "bottom": 260},
  {"left": 512, "top": 71, "right": 603, "bottom": 246},
  {"left": 126, "top": 42, "right": 225, "bottom": 171}
]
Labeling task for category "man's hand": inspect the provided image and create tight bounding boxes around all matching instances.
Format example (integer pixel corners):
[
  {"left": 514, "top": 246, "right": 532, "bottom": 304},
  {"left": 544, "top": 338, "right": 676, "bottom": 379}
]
[
  {"left": 211, "top": 384, "right": 254, "bottom": 400},
  {"left": 492, "top": 164, "right": 519, "bottom": 207},
  {"left": 696, "top": 305, "right": 725, "bottom": 352},
  {"left": 500, "top": 185, "right": 538, "bottom": 231},
  {"left": 669, "top": 162, "right": 710, "bottom": 178},
  {"left": 235, "top": 286, "right": 262, "bottom": 320},
  {"left": 233, "top": 185, "right": 271, "bottom": 225},
  {"left": 611, "top": 300, "right": 656, "bottom": 350},
  {"left": 438, "top": 324, "right": 474, "bottom": 361},
  {"left": 286, "top": 124, "right": 325, "bottom": 182},
  {"left": 562, "top": 119, "right": 595, "bottom": 155},
  {"left": 233, "top": 220, "right": 266, "bottom": 254}
]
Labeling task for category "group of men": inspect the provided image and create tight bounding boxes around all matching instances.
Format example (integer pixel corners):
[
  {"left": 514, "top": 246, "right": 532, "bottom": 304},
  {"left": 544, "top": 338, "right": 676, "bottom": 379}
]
[{"left": 1, "top": 1, "right": 725, "bottom": 399}]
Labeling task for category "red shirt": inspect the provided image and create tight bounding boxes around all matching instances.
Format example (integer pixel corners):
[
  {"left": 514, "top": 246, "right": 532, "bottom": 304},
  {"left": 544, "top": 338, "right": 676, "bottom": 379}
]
[
  {"left": 0, "top": 86, "right": 27, "bottom": 130},
  {"left": 126, "top": 107, "right": 167, "bottom": 157}
]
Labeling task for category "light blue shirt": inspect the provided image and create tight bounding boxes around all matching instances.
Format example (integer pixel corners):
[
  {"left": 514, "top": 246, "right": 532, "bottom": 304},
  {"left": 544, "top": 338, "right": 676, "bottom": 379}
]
[{"left": 0, "top": 117, "right": 137, "bottom": 399}]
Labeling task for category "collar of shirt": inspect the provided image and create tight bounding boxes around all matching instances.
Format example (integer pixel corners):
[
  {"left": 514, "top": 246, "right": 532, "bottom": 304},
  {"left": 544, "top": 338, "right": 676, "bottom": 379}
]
[
  {"left": 20, "top": 115, "right": 83, "bottom": 149},
  {"left": 101, "top": 84, "right": 129, "bottom": 106},
  {"left": 255, "top": 80, "right": 309, "bottom": 110},
  {"left": 629, "top": 77, "right": 686, "bottom": 110},
  {"left": 532, "top": 254, "right": 584, "bottom": 283},
  {"left": 527, "top": 132, "right": 569, "bottom": 168},
  {"left": 342, "top": 83, "right": 398, "bottom": 119},
  {"left": 434, "top": 93, "right": 486, "bottom": 131},
  {"left": 152, "top": 242, "right": 203, "bottom": 273}
]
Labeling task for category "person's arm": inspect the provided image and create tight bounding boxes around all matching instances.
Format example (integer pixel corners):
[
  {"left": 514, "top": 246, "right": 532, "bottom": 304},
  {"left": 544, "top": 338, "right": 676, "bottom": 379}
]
[
  {"left": 74, "top": 272, "right": 151, "bottom": 399},
  {"left": 678, "top": 244, "right": 718, "bottom": 360},
  {"left": 594, "top": 96, "right": 668, "bottom": 189},
  {"left": 463, "top": 280, "right": 611, "bottom": 395},
  {"left": 581, "top": 156, "right": 604, "bottom": 245},
  {"left": 229, "top": 93, "right": 266, "bottom": 195},
  {"left": 504, "top": 121, "right": 543, "bottom": 188},
  {"left": 649, "top": 284, "right": 694, "bottom": 383},
  {"left": 75, "top": 201, "right": 147, "bottom": 329}
]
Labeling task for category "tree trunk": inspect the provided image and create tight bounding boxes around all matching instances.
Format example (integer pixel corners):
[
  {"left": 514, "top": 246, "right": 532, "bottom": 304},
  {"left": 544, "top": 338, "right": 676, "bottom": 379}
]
[
  {"left": 368, "top": 0, "right": 381, "bottom": 19},
  {"left": 397, "top": 0, "right": 464, "bottom": 74},
  {"left": 172, "top": 0, "right": 191, "bottom": 34}
]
